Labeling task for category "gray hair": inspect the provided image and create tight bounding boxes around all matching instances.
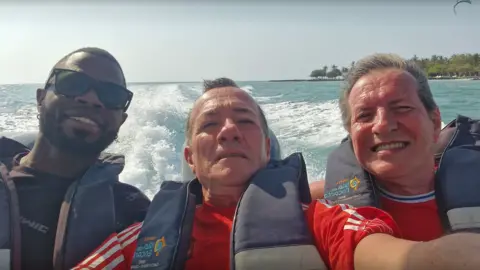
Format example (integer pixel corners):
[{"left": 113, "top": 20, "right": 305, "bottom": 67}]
[{"left": 339, "top": 53, "right": 438, "bottom": 131}]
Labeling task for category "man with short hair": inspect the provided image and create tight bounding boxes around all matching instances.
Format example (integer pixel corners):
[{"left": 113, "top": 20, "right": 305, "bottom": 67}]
[
  {"left": 322, "top": 53, "right": 480, "bottom": 242},
  {"left": 0, "top": 47, "right": 150, "bottom": 270},
  {"left": 75, "top": 77, "right": 480, "bottom": 270}
]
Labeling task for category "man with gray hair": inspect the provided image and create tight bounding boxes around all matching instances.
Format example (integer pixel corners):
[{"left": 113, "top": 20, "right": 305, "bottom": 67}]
[{"left": 322, "top": 53, "right": 480, "bottom": 243}]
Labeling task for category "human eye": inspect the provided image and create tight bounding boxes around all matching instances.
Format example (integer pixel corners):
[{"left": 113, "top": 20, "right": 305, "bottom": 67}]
[
  {"left": 355, "top": 111, "right": 373, "bottom": 122},
  {"left": 237, "top": 118, "right": 255, "bottom": 124},
  {"left": 394, "top": 105, "right": 414, "bottom": 113},
  {"left": 201, "top": 121, "right": 217, "bottom": 129}
]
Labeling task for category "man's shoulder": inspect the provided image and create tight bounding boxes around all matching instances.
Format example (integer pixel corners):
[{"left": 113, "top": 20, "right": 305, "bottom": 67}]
[
  {"left": 307, "top": 199, "right": 399, "bottom": 234},
  {"left": 113, "top": 182, "right": 151, "bottom": 208},
  {"left": 113, "top": 182, "right": 150, "bottom": 204},
  {"left": 113, "top": 182, "right": 151, "bottom": 231},
  {"left": 0, "top": 136, "right": 30, "bottom": 165},
  {"left": 306, "top": 199, "right": 364, "bottom": 221}
]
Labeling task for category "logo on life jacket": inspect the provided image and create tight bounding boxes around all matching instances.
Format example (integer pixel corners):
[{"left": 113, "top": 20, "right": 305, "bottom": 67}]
[
  {"left": 325, "top": 175, "right": 362, "bottom": 199},
  {"left": 134, "top": 236, "right": 167, "bottom": 260},
  {"left": 349, "top": 176, "right": 361, "bottom": 191},
  {"left": 154, "top": 236, "right": 166, "bottom": 256}
]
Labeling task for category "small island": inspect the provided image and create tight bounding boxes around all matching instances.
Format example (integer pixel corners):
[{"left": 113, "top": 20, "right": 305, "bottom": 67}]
[{"left": 269, "top": 53, "right": 480, "bottom": 82}]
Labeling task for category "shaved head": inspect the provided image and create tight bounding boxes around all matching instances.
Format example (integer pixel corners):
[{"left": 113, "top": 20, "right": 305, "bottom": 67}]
[{"left": 46, "top": 47, "right": 126, "bottom": 87}]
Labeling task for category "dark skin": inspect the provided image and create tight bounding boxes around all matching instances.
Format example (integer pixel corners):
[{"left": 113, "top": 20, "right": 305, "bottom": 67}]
[{"left": 19, "top": 51, "right": 128, "bottom": 178}]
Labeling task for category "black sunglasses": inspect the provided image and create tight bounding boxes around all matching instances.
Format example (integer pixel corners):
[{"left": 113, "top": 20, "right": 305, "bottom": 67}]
[{"left": 45, "top": 68, "right": 133, "bottom": 111}]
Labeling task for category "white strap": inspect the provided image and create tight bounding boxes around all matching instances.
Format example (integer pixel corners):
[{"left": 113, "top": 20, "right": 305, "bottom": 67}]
[
  {"left": 447, "top": 207, "right": 480, "bottom": 230},
  {"left": 0, "top": 249, "right": 10, "bottom": 270}
]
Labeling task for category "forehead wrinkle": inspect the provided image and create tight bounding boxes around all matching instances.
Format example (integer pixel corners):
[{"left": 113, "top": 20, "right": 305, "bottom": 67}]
[
  {"left": 351, "top": 72, "right": 413, "bottom": 111},
  {"left": 198, "top": 104, "right": 256, "bottom": 120},
  {"left": 350, "top": 81, "right": 377, "bottom": 111},
  {"left": 201, "top": 88, "right": 257, "bottom": 111},
  {"left": 190, "top": 88, "right": 258, "bottom": 130}
]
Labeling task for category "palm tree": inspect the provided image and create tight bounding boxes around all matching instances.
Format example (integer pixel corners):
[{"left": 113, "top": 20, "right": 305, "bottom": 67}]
[{"left": 322, "top": 65, "right": 328, "bottom": 75}]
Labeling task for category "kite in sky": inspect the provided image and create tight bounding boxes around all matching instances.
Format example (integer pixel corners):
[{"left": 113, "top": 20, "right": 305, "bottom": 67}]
[{"left": 454, "top": 0, "right": 472, "bottom": 14}]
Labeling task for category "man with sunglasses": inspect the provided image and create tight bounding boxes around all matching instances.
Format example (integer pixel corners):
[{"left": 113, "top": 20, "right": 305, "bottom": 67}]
[{"left": 0, "top": 47, "right": 150, "bottom": 270}]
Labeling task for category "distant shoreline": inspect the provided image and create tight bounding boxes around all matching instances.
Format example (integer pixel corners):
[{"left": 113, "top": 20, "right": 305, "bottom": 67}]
[
  {"left": 268, "top": 79, "right": 342, "bottom": 82},
  {"left": 268, "top": 77, "right": 480, "bottom": 83}
]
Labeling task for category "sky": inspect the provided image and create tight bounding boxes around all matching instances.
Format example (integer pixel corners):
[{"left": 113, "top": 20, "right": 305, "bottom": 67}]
[{"left": 0, "top": 1, "right": 478, "bottom": 84}]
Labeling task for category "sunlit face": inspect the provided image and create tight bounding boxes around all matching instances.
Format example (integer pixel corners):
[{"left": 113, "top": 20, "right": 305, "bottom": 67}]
[
  {"left": 37, "top": 51, "right": 128, "bottom": 157},
  {"left": 184, "top": 87, "right": 270, "bottom": 188},
  {"left": 348, "top": 68, "right": 441, "bottom": 181}
]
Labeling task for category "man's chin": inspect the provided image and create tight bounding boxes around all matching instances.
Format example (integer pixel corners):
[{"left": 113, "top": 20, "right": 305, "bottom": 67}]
[
  {"left": 210, "top": 166, "right": 254, "bottom": 185},
  {"left": 44, "top": 132, "right": 115, "bottom": 157},
  {"left": 368, "top": 160, "right": 406, "bottom": 179},
  {"left": 63, "top": 126, "right": 102, "bottom": 143},
  {"left": 39, "top": 111, "right": 117, "bottom": 157},
  {"left": 60, "top": 140, "right": 110, "bottom": 157}
]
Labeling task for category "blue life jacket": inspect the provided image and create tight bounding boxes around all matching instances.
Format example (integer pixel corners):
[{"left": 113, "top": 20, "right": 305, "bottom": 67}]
[{"left": 131, "top": 153, "right": 328, "bottom": 270}]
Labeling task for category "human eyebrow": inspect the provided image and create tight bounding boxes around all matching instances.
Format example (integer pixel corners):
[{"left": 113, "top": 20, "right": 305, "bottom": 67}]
[
  {"left": 388, "top": 98, "right": 406, "bottom": 106},
  {"left": 232, "top": 107, "right": 256, "bottom": 115},
  {"left": 202, "top": 110, "right": 218, "bottom": 117}
]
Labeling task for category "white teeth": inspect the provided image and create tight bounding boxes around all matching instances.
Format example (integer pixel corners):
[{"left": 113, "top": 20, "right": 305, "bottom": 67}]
[
  {"left": 375, "top": 142, "right": 406, "bottom": 152},
  {"left": 70, "top": 117, "right": 98, "bottom": 126}
]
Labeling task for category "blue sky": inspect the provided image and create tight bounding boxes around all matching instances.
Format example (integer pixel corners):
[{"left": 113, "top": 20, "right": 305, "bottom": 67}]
[{"left": 0, "top": 1, "right": 478, "bottom": 84}]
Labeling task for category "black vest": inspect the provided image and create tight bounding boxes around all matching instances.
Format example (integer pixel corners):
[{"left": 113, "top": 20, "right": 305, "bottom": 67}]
[{"left": 0, "top": 136, "right": 150, "bottom": 270}]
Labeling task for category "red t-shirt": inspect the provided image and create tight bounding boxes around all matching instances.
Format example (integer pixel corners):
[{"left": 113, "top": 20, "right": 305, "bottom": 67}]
[
  {"left": 378, "top": 187, "right": 443, "bottom": 241},
  {"left": 73, "top": 199, "right": 399, "bottom": 270}
]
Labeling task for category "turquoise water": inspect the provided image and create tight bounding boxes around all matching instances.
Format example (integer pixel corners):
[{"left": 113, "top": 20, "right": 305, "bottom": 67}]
[{"left": 1, "top": 80, "right": 479, "bottom": 198}]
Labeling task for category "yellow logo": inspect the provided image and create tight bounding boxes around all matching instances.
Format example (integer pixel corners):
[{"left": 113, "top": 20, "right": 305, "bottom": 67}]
[
  {"left": 349, "top": 176, "right": 361, "bottom": 191},
  {"left": 154, "top": 236, "right": 166, "bottom": 256}
]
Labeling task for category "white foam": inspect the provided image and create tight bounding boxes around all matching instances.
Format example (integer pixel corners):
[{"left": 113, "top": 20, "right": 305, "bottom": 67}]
[
  {"left": 107, "top": 83, "right": 199, "bottom": 198},
  {"left": 263, "top": 99, "right": 346, "bottom": 181},
  {"left": 264, "top": 100, "right": 346, "bottom": 148},
  {"left": 241, "top": 85, "right": 254, "bottom": 95}
]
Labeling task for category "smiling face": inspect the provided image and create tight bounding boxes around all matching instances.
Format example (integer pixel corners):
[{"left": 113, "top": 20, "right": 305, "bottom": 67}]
[
  {"left": 348, "top": 68, "right": 441, "bottom": 180},
  {"left": 37, "top": 51, "right": 128, "bottom": 157},
  {"left": 184, "top": 87, "right": 270, "bottom": 188}
]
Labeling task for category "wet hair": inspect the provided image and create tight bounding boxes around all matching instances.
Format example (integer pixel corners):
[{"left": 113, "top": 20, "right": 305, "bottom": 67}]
[
  {"left": 45, "top": 47, "right": 126, "bottom": 87},
  {"left": 339, "top": 53, "right": 438, "bottom": 131},
  {"left": 185, "top": 77, "right": 269, "bottom": 145}
]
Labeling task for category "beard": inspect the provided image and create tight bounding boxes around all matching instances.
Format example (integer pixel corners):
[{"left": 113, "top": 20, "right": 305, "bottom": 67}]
[{"left": 39, "top": 107, "right": 118, "bottom": 158}]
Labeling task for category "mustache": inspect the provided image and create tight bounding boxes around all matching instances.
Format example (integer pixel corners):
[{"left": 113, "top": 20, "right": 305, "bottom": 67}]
[{"left": 47, "top": 108, "right": 107, "bottom": 130}]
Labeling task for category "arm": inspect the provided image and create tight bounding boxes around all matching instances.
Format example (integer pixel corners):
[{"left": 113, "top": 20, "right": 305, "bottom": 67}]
[
  {"left": 309, "top": 180, "right": 325, "bottom": 200},
  {"left": 308, "top": 201, "right": 400, "bottom": 270},
  {"left": 72, "top": 222, "right": 142, "bottom": 270},
  {"left": 355, "top": 232, "right": 480, "bottom": 270}
]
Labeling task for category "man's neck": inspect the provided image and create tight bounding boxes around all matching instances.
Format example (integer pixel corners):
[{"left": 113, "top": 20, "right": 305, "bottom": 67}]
[
  {"left": 202, "top": 185, "right": 244, "bottom": 208},
  {"left": 376, "top": 167, "right": 435, "bottom": 196},
  {"left": 20, "top": 135, "right": 98, "bottom": 178}
]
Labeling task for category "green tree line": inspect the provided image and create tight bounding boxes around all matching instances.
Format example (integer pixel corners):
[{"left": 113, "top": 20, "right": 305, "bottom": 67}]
[{"left": 309, "top": 53, "right": 480, "bottom": 79}]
